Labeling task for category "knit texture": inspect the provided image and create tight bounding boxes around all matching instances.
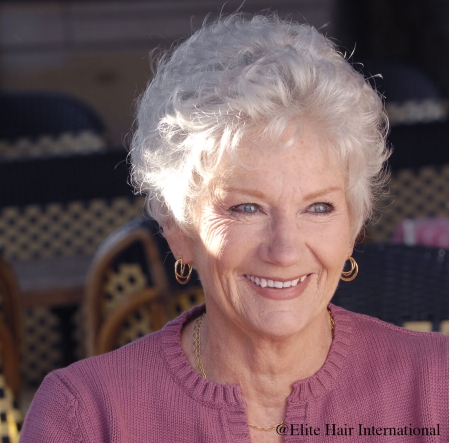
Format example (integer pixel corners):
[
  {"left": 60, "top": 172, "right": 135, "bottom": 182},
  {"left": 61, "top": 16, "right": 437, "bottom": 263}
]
[{"left": 20, "top": 304, "right": 448, "bottom": 442}]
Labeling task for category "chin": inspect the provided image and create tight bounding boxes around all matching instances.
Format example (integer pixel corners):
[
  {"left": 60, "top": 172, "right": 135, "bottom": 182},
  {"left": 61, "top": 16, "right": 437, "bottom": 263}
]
[{"left": 248, "top": 309, "right": 311, "bottom": 339}]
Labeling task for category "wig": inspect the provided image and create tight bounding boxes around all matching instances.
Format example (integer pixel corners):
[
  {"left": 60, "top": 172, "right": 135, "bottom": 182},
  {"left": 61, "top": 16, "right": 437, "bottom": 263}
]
[{"left": 130, "top": 13, "right": 390, "bottom": 236}]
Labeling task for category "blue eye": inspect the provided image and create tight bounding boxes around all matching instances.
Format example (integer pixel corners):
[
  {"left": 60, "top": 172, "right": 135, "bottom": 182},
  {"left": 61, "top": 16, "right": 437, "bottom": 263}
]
[
  {"left": 309, "top": 202, "right": 334, "bottom": 214},
  {"left": 312, "top": 204, "right": 327, "bottom": 212},
  {"left": 243, "top": 204, "right": 258, "bottom": 213},
  {"left": 231, "top": 203, "right": 260, "bottom": 214}
]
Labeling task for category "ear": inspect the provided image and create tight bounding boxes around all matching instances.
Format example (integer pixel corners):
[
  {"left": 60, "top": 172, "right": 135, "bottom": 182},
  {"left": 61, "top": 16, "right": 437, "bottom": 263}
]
[
  {"left": 162, "top": 219, "right": 194, "bottom": 263},
  {"left": 348, "top": 243, "right": 355, "bottom": 257}
]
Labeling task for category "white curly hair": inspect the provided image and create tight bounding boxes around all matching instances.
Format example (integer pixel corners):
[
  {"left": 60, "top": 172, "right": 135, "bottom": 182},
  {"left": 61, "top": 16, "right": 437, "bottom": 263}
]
[{"left": 130, "top": 13, "right": 390, "bottom": 237}]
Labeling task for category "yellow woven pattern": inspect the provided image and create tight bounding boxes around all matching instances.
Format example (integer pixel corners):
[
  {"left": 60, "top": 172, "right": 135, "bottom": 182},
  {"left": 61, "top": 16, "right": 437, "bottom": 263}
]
[
  {"left": 109, "top": 288, "right": 204, "bottom": 352},
  {"left": 166, "top": 288, "right": 205, "bottom": 321},
  {"left": 370, "top": 165, "right": 448, "bottom": 242},
  {"left": 22, "top": 308, "right": 62, "bottom": 385},
  {"left": 0, "top": 348, "right": 21, "bottom": 443},
  {"left": 0, "top": 131, "right": 105, "bottom": 160},
  {"left": 116, "top": 304, "right": 161, "bottom": 348},
  {"left": 386, "top": 99, "right": 448, "bottom": 125},
  {"left": 0, "top": 197, "right": 145, "bottom": 261},
  {"left": 0, "top": 392, "right": 21, "bottom": 442},
  {"left": 403, "top": 321, "right": 448, "bottom": 335},
  {"left": 103, "top": 264, "right": 148, "bottom": 321}
]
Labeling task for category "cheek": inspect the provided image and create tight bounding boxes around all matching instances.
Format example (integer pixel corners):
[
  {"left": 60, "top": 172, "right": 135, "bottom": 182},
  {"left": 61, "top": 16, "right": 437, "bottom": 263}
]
[
  {"left": 320, "top": 239, "right": 350, "bottom": 275},
  {"left": 195, "top": 212, "right": 261, "bottom": 277},
  {"left": 303, "top": 216, "right": 351, "bottom": 268},
  {"left": 195, "top": 209, "right": 236, "bottom": 262}
]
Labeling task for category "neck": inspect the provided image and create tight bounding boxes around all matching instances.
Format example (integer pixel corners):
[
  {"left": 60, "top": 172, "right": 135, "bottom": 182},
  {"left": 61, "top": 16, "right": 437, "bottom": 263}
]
[
  {"left": 206, "top": 305, "right": 331, "bottom": 380},
  {"left": 181, "top": 303, "right": 333, "bottom": 425}
]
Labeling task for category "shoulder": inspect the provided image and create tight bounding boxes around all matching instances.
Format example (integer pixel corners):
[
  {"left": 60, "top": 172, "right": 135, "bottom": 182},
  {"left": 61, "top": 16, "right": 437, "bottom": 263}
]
[
  {"left": 19, "top": 336, "right": 165, "bottom": 443},
  {"left": 47, "top": 304, "right": 204, "bottom": 399},
  {"left": 325, "top": 305, "right": 448, "bottom": 430},
  {"left": 31, "top": 330, "right": 158, "bottom": 413},
  {"left": 56, "top": 326, "right": 168, "bottom": 396},
  {"left": 331, "top": 304, "right": 448, "bottom": 367},
  {"left": 20, "top": 307, "right": 198, "bottom": 443}
]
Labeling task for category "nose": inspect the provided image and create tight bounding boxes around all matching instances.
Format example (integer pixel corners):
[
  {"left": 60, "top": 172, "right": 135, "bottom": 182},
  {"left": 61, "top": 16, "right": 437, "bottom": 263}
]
[{"left": 260, "top": 212, "right": 304, "bottom": 268}]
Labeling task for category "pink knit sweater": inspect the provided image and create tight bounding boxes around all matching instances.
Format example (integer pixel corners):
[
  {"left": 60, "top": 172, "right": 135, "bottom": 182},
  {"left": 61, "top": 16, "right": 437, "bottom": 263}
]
[{"left": 20, "top": 304, "right": 448, "bottom": 442}]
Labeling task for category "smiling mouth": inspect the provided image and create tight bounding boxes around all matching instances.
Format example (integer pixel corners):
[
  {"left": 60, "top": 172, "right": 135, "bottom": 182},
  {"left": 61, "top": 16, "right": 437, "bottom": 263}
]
[{"left": 245, "top": 274, "right": 308, "bottom": 289}]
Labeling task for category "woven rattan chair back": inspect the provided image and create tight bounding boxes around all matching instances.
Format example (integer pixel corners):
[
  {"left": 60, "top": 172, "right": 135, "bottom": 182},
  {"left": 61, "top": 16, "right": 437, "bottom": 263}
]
[
  {"left": 0, "top": 268, "right": 22, "bottom": 441},
  {"left": 0, "top": 366, "right": 22, "bottom": 443},
  {"left": 165, "top": 287, "right": 205, "bottom": 321},
  {"left": 333, "top": 243, "right": 448, "bottom": 332},
  {"left": 96, "top": 288, "right": 166, "bottom": 355},
  {"left": 370, "top": 165, "right": 448, "bottom": 242},
  {"left": 96, "top": 286, "right": 204, "bottom": 355},
  {"left": 84, "top": 217, "right": 170, "bottom": 356},
  {"left": 0, "top": 259, "right": 21, "bottom": 357}
]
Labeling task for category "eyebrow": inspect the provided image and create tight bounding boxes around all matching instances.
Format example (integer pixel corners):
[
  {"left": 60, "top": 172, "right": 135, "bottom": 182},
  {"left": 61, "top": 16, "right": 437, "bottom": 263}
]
[
  {"left": 302, "top": 186, "right": 344, "bottom": 200},
  {"left": 221, "top": 186, "right": 343, "bottom": 201},
  {"left": 221, "top": 187, "right": 267, "bottom": 199}
]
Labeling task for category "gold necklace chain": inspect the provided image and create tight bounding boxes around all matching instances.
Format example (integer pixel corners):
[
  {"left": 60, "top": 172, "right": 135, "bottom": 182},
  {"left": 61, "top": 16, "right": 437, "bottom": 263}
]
[
  {"left": 329, "top": 308, "right": 335, "bottom": 335},
  {"left": 193, "top": 313, "right": 207, "bottom": 378},
  {"left": 193, "top": 309, "right": 334, "bottom": 431},
  {"left": 248, "top": 420, "right": 285, "bottom": 431}
]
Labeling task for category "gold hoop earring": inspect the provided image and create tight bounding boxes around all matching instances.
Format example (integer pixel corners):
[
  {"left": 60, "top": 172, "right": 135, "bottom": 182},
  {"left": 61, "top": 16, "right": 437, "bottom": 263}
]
[
  {"left": 174, "top": 256, "right": 193, "bottom": 285},
  {"left": 341, "top": 256, "right": 358, "bottom": 281}
]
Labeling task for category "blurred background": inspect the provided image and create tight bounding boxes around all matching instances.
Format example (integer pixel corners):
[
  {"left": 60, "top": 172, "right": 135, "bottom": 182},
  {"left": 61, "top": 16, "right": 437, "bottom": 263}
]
[{"left": 0, "top": 0, "right": 447, "bottom": 438}]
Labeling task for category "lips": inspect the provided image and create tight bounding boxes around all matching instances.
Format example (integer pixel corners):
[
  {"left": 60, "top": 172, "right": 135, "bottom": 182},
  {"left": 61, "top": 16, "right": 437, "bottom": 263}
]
[{"left": 245, "top": 274, "right": 307, "bottom": 288}]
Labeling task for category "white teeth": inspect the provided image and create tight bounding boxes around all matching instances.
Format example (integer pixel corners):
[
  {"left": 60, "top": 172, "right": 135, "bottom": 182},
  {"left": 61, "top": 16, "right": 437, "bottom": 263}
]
[{"left": 246, "top": 275, "right": 307, "bottom": 288}]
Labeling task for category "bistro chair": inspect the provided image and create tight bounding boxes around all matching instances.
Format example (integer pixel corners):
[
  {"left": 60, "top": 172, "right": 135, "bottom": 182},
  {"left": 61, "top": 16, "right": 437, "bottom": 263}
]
[
  {"left": 96, "top": 286, "right": 204, "bottom": 355},
  {"left": 0, "top": 91, "right": 105, "bottom": 160},
  {"left": 333, "top": 243, "right": 448, "bottom": 333},
  {"left": 0, "top": 259, "right": 22, "bottom": 442},
  {"left": 369, "top": 164, "right": 448, "bottom": 243},
  {"left": 0, "top": 258, "right": 21, "bottom": 361},
  {"left": 0, "top": 364, "right": 22, "bottom": 443},
  {"left": 84, "top": 217, "right": 170, "bottom": 356}
]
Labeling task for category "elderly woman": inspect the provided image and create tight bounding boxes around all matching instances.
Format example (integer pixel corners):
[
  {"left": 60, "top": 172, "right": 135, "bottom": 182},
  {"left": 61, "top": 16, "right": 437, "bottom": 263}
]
[{"left": 20, "top": 14, "right": 447, "bottom": 443}]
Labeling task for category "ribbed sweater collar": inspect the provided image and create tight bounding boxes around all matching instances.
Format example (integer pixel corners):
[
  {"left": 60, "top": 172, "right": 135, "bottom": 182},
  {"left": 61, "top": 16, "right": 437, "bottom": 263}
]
[{"left": 160, "top": 303, "right": 353, "bottom": 408}]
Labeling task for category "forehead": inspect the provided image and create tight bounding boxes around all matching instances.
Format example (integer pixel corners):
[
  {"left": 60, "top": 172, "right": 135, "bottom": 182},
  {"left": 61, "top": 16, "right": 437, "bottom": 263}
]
[{"left": 213, "top": 124, "right": 344, "bottom": 194}]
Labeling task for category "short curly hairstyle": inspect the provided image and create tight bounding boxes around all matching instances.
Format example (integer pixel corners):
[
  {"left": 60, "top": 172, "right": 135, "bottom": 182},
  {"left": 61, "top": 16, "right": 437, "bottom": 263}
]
[{"left": 130, "top": 13, "right": 390, "bottom": 236}]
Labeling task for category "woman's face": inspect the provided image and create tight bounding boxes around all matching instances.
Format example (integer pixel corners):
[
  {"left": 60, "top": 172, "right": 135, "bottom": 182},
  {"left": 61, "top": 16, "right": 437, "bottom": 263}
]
[{"left": 170, "top": 125, "right": 353, "bottom": 339}]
